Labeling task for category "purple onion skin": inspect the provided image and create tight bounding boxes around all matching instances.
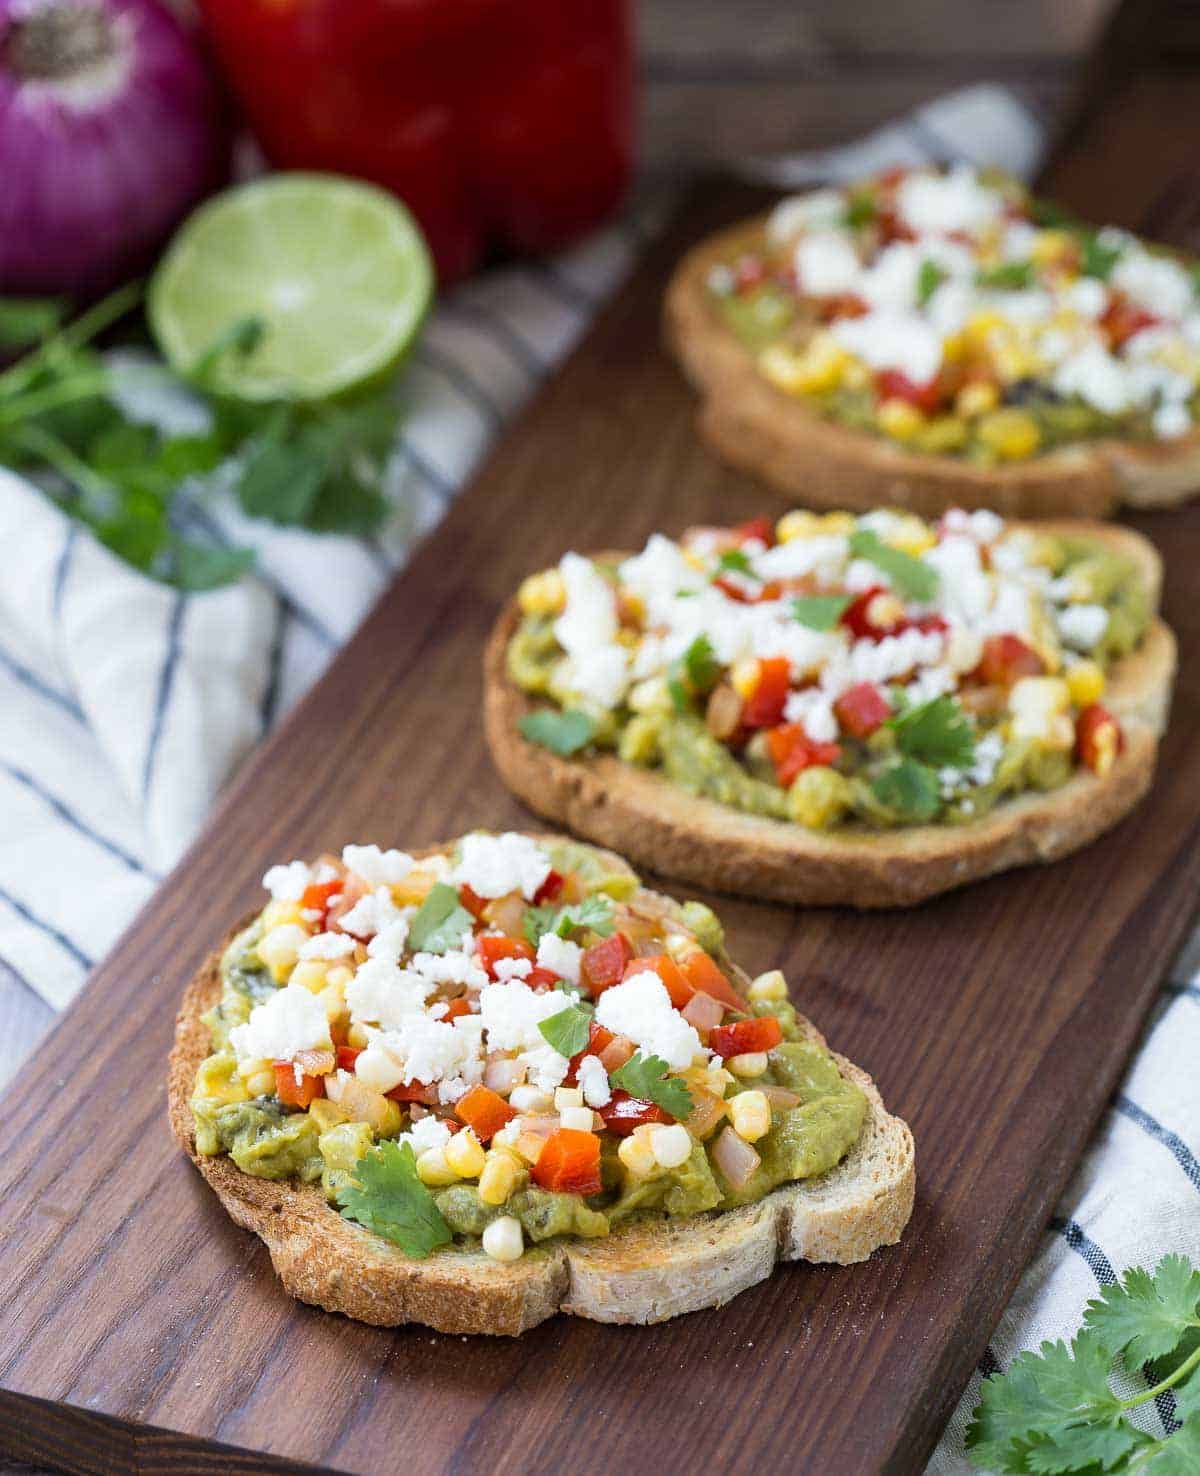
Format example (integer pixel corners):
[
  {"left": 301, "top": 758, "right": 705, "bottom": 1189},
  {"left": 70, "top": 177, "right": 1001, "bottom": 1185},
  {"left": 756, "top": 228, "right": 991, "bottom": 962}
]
[{"left": 0, "top": 0, "right": 229, "bottom": 301}]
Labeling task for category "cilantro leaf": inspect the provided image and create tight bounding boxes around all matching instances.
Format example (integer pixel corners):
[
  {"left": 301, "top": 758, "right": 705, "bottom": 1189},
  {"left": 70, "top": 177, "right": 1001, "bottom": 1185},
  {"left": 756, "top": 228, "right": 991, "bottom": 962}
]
[
  {"left": 1024, "top": 1421, "right": 1145, "bottom": 1473},
  {"left": 668, "top": 633, "right": 720, "bottom": 711},
  {"left": 871, "top": 759, "right": 941, "bottom": 822},
  {"left": 538, "top": 1001, "right": 594, "bottom": 1057},
  {"left": 843, "top": 192, "right": 877, "bottom": 230},
  {"left": 336, "top": 1140, "right": 452, "bottom": 1258},
  {"left": 716, "top": 549, "right": 753, "bottom": 576},
  {"left": 610, "top": 1053, "right": 693, "bottom": 1120},
  {"left": 888, "top": 696, "right": 975, "bottom": 768},
  {"left": 1144, "top": 1424, "right": 1200, "bottom": 1473},
  {"left": 518, "top": 708, "right": 595, "bottom": 757},
  {"left": 917, "top": 259, "right": 948, "bottom": 307},
  {"left": 1080, "top": 234, "right": 1122, "bottom": 282},
  {"left": 792, "top": 594, "right": 852, "bottom": 631},
  {"left": 408, "top": 882, "right": 474, "bottom": 955},
  {"left": 976, "top": 260, "right": 1036, "bottom": 291},
  {"left": 848, "top": 528, "right": 938, "bottom": 602},
  {"left": 523, "top": 894, "right": 615, "bottom": 947},
  {"left": 1084, "top": 1257, "right": 1200, "bottom": 1368}
]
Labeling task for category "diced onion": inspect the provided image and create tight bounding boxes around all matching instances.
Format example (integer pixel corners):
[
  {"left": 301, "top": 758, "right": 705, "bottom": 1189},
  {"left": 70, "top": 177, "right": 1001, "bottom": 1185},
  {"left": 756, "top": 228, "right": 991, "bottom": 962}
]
[
  {"left": 484, "top": 1057, "right": 526, "bottom": 1095},
  {"left": 683, "top": 1088, "right": 727, "bottom": 1140},
  {"left": 598, "top": 1034, "right": 636, "bottom": 1072},
  {"left": 324, "top": 1072, "right": 393, "bottom": 1131},
  {"left": 682, "top": 991, "right": 725, "bottom": 1032},
  {"left": 761, "top": 1085, "right": 802, "bottom": 1110},
  {"left": 295, "top": 1049, "right": 335, "bottom": 1077},
  {"left": 712, "top": 1124, "right": 761, "bottom": 1190}
]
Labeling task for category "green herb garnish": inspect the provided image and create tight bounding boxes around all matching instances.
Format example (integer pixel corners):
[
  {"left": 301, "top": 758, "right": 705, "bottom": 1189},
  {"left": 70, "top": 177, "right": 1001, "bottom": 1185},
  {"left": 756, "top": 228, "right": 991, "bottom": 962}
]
[
  {"left": 1080, "top": 233, "right": 1123, "bottom": 282},
  {"left": 888, "top": 696, "right": 975, "bottom": 768},
  {"left": 917, "top": 259, "right": 948, "bottom": 307},
  {"left": 716, "top": 549, "right": 753, "bottom": 577},
  {"left": 518, "top": 708, "right": 596, "bottom": 756},
  {"left": 967, "top": 1255, "right": 1200, "bottom": 1473},
  {"left": 538, "top": 1001, "right": 595, "bottom": 1058},
  {"left": 523, "top": 894, "right": 615, "bottom": 947},
  {"left": 975, "top": 260, "right": 1036, "bottom": 291},
  {"left": 407, "top": 882, "right": 475, "bottom": 956},
  {"left": 848, "top": 529, "right": 939, "bottom": 602},
  {"left": 610, "top": 1053, "right": 694, "bottom": 1120},
  {"left": 843, "top": 193, "right": 878, "bottom": 230},
  {"left": 336, "top": 1141, "right": 452, "bottom": 1258},
  {"left": 668, "top": 633, "right": 721, "bottom": 710},
  {"left": 870, "top": 759, "right": 941, "bottom": 822},
  {"left": 792, "top": 594, "right": 852, "bottom": 631}
]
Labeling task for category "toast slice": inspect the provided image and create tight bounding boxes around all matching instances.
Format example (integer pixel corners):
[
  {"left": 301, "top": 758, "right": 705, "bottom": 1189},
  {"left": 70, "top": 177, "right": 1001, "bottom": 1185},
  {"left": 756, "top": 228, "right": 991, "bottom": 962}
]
[
  {"left": 665, "top": 217, "right": 1200, "bottom": 519},
  {"left": 483, "top": 525, "right": 1176, "bottom": 909},
  {"left": 168, "top": 850, "right": 915, "bottom": 1335}
]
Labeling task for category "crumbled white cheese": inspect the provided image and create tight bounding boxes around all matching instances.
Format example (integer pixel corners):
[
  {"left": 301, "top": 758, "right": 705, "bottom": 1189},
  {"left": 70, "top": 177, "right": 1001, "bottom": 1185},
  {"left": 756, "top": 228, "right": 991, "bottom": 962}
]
[
  {"left": 345, "top": 958, "right": 434, "bottom": 1031},
  {"left": 396, "top": 1115, "right": 452, "bottom": 1157},
  {"left": 829, "top": 309, "right": 943, "bottom": 385},
  {"left": 452, "top": 832, "right": 552, "bottom": 901},
  {"left": 341, "top": 845, "right": 414, "bottom": 887},
  {"left": 1154, "top": 400, "right": 1192, "bottom": 438},
  {"left": 782, "top": 687, "right": 839, "bottom": 743},
  {"left": 577, "top": 1054, "right": 613, "bottom": 1108},
  {"left": 338, "top": 885, "right": 404, "bottom": 940},
  {"left": 1057, "top": 603, "right": 1109, "bottom": 650},
  {"left": 478, "top": 979, "right": 568, "bottom": 1052},
  {"left": 923, "top": 536, "right": 991, "bottom": 625},
  {"left": 536, "top": 933, "right": 582, "bottom": 985},
  {"left": 410, "top": 949, "right": 489, "bottom": 991},
  {"left": 820, "top": 628, "right": 946, "bottom": 700},
  {"left": 1112, "top": 249, "right": 1194, "bottom": 320},
  {"left": 1064, "top": 276, "right": 1108, "bottom": 319},
  {"left": 751, "top": 533, "right": 848, "bottom": 583},
  {"left": 895, "top": 165, "right": 1003, "bottom": 235},
  {"left": 230, "top": 983, "right": 330, "bottom": 1064},
  {"left": 594, "top": 972, "right": 703, "bottom": 1070},
  {"left": 298, "top": 931, "right": 357, "bottom": 961},
  {"left": 1053, "top": 345, "right": 1137, "bottom": 415},
  {"left": 366, "top": 916, "right": 413, "bottom": 963},
  {"left": 766, "top": 188, "right": 846, "bottom": 240},
  {"left": 494, "top": 956, "right": 533, "bottom": 981},
  {"left": 794, "top": 230, "right": 861, "bottom": 296},
  {"left": 368, "top": 1015, "right": 484, "bottom": 1096},
  {"left": 261, "top": 861, "right": 312, "bottom": 901}
]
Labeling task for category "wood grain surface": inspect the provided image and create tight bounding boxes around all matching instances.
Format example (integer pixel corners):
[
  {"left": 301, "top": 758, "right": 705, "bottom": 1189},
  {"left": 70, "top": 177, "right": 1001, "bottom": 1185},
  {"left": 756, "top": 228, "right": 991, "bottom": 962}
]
[{"left": 4, "top": 83, "right": 1200, "bottom": 1476}]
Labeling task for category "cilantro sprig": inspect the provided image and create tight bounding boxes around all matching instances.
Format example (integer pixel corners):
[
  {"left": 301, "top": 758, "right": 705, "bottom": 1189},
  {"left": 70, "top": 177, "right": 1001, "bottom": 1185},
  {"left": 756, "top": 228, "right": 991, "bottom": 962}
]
[
  {"left": 848, "top": 529, "right": 939, "bottom": 603},
  {"left": 538, "top": 1000, "right": 595, "bottom": 1057},
  {"left": 888, "top": 695, "right": 976, "bottom": 769},
  {"left": 518, "top": 708, "right": 596, "bottom": 757},
  {"left": 917, "top": 259, "right": 948, "bottom": 307},
  {"left": 669, "top": 633, "right": 720, "bottom": 711},
  {"left": 336, "top": 1141, "right": 452, "bottom": 1258},
  {"left": 523, "top": 894, "right": 614, "bottom": 947},
  {"left": 792, "top": 594, "right": 852, "bottom": 631},
  {"left": 408, "top": 882, "right": 474, "bottom": 955},
  {"left": 870, "top": 759, "right": 941, "bottom": 823},
  {"left": 967, "top": 1255, "right": 1200, "bottom": 1474},
  {"left": 716, "top": 549, "right": 753, "bottom": 577},
  {"left": 610, "top": 1053, "right": 694, "bottom": 1120},
  {"left": 975, "top": 260, "right": 1036, "bottom": 291}
]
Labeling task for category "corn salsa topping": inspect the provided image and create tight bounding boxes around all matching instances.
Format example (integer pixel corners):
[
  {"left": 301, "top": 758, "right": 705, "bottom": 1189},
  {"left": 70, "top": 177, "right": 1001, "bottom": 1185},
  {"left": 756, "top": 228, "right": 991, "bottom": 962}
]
[
  {"left": 508, "top": 509, "right": 1147, "bottom": 829},
  {"left": 709, "top": 165, "right": 1200, "bottom": 460},
  {"left": 191, "top": 835, "right": 866, "bottom": 1262}
]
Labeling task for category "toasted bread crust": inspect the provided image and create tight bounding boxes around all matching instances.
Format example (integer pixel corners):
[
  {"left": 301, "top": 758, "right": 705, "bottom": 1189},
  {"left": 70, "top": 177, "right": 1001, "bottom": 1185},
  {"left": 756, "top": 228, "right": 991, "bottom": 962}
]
[
  {"left": 168, "top": 854, "right": 915, "bottom": 1335},
  {"left": 664, "top": 217, "right": 1200, "bottom": 517},
  {"left": 483, "top": 526, "right": 1175, "bottom": 908}
]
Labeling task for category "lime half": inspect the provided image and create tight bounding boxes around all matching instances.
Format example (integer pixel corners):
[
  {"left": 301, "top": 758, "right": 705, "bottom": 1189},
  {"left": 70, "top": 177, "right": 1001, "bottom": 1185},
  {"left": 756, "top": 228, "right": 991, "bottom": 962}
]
[{"left": 149, "top": 173, "right": 434, "bottom": 402}]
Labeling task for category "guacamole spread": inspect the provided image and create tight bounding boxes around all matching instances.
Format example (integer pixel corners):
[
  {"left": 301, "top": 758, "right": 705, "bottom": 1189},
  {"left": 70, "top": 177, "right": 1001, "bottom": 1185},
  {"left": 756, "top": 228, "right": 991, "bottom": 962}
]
[
  {"left": 508, "top": 509, "right": 1147, "bottom": 831},
  {"left": 708, "top": 165, "right": 1200, "bottom": 461},
  {"left": 191, "top": 834, "right": 866, "bottom": 1263}
]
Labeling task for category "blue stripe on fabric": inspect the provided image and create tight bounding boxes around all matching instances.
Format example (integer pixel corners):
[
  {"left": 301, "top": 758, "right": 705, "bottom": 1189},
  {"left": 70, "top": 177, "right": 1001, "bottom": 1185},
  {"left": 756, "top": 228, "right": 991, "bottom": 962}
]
[
  {"left": 1, "top": 760, "right": 156, "bottom": 879},
  {"left": 142, "top": 592, "right": 185, "bottom": 799},
  {"left": 1116, "top": 1096, "right": 1200, "bottom": 1193},
  {"left": 441, "top": 301, "right": 546, "bottom": 379},
  {"left": 52, "top": 522, "right": 77, "bottom": 623},
  {"left": 394, "top": 440, "right": 454, "bottom": 503},
  {"left": 416, "top": 345, "right": 503, "bottom": 430},
  {"left": 0, "top": 884, "right": 93, "bottom": 970},
  {"left": 978, "top": 1345, "right": 1002, "bottom": 1378},
  {"left": 0, "top": 639, "right": 85, "bottom": 723}
]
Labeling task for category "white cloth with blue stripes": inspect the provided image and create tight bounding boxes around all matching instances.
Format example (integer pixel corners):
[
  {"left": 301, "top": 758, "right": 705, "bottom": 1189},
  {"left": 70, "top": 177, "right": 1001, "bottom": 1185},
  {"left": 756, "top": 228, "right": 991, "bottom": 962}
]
[{"left": 0, "top": 86, "right": 1196, "bottom": 1475}]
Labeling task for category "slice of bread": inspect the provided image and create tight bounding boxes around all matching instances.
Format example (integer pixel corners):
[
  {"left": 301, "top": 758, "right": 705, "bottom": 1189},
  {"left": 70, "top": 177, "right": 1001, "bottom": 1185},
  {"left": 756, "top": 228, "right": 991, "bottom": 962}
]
[
  {"left": 483, "top": 525, "right": 1176, "bottom": 909},
  {"left": 168, "top": 850, "right": 914, "bottom": 1335},
  {"left": 664, "top": 217, "right": 1200, "bottom": 519}
]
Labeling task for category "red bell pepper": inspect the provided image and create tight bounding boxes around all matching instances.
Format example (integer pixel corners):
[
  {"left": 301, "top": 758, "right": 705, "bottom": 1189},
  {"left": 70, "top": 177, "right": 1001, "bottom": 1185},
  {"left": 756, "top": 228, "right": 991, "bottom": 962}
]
[
  {"left": 732, "top": 517, "right": 775, "bottom": 549},
  {"left": 975, "top": 634, "right": 1044, "bottom": 687},
  {"left": 679, "top": 951, "right": 745, "bottom": 1014},
  {"left": 596, "top": 1090, "right": 672, "bottom": 1136},
  {"left": 765, "top": 724, "right": 841, "bottom": 787},
  {"left": 1102, "top": 296, "right": 1159, "bottom": 350},
  {"left": 196, "top": 0, "right": 636, "bottom": 284},
  {"left": 708, "top": 1016, "right": 783, "bottom": 1060},
  {"left": 623, "top": 952, "right": 691, "bottom": 1011},
  {"left": 532, "top": 1128, "right": 602, "bottom": 1195},
  {"left": 336, "top": 1045, "right": 362, "bottom": 1073},
  {"left": 440, "top": 998, "right": 474, "bottom": 1022},
  {"left": 273, "top": 1062, "right": 324, "bottom": 1109},
  {"left": 581, "top": 932, "right": 634, "bottom": 995},
  {"left": 454, "top": 1084, "right": 517, "bottom": 1143},
  {"left": 834, "top": 682, "right": 891, "bottom": 738},
  {"left": 1076, "top": 704, "right": 1123, "bottom": 777},
  {"left": 457, "top": 884, "right": 489, "bottom": 921},
  {"left": 300, "top": 878, "right": 343, "bottom": 927},
  {"left": 525, "top": 966, "right": 562, "bottom": 990},
  {"left": 386, "top": 1080, "right": 440, "bottom": 1105},
  {"left": 476, "top": 935, "right": 535, "bottom": 979},
  {"left": 531, "top": 869, "right": 565, "bottom": 905},
  {"left": 876, "top": 369, "right": 944, "bottom": 413},
  {"left": 742, "top": 657, "right": 792, "bottom": 729},
  {"left": 565, "top": 1019, "right": 616, "bottom": 1084}
]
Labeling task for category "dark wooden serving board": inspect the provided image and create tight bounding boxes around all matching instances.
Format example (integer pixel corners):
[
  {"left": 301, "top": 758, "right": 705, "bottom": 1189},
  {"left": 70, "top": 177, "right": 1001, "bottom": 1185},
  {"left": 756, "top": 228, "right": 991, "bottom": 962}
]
[{"left": 5, "top": 74, "right": 1200, "bottom": 1476}]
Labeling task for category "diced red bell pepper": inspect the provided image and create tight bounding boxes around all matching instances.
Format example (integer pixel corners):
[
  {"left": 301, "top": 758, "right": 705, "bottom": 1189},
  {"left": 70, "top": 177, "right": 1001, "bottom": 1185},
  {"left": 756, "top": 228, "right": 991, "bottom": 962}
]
[
  {"left": 733, "top": 516, "right": 775, "bottom": 548},
  {"left": 623, "top": 952, "right": 691, "bottom": 1011},
  {"left": 876, "top": 209, "right": 917, "bottom": 244},
  {"left": 458, "top": 884, "right": 489, "bottom": 920},
  {"left": 441, "top": 998, "right": 473, "bottom": 1022},
  {"left": 454, "top": 1084, "right": 518, "bottom": 1143},
  {"left": 531, "top": 1127, "right": 602, "bottom": 1195},
  {"left": 566, "top": 1020, "right": 616, "bottom": 1084},
  {"left": 1102, "top": 296, "right": 1159, "bottom": 349},
  {"left": 819, "top": 292, "right": 869, "bottom": 321},
  {"left": 742, "top": 656, "right": 792, "bottom": 730},
  {"left": 708, "top": 1015, "right": 783, "bottom": 1060},
  {"left": 532, "top": 869, "right": 565, "bottom": 905},
  {"left": 273, "top": 1062, "right": 325, "bottom": 1109},
  {"left": 766, "top": 724, "right": 842, "bottom": 787},
  {"left": 596, "top": 1090, "right": 673, "bottom": 1135},
  {"left": 525, "top": 966, "right": 561, "bottom": 990},
  {"left": 876, "top": 369, "right": 944, "bottom": 413},
  {"left": 386, "top": 1080, "right": 440, "bottom": 1105},
  {"left": 840, "top": 586, "right": 891, "bottom": 642},
  {"left": 975, "top": 634, "right": 1045, "bottom": 687},
  {"left": 1076, "top": 704, "right": 1123, "bottom": 777},
  {"left": 476, "top": 934, "right": 535, "bottom": 979},
  {"left": 834, "top": 682, "right": 891, "bottom": 738},
  {"left": 581, "top": 932, "right": 634, "bottom": 996},
  {"left": 300, "top": 878, "right": 343, "bottom": 927},
  {"left": 336, "top": 1045, "right": 362, "bottom": 1072},
  {"left": 679, "top": 951, "right": 745, "bottom": 1013}
]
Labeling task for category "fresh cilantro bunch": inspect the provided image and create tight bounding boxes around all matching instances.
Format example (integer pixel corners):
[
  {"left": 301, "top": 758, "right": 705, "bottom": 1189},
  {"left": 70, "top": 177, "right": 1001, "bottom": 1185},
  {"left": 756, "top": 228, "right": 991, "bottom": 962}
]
[
  {"left": 336, "top": 1140, "right": 452, "bottom": 1258},
  {"left": 523, "top": 894, "right": 614, "bottom": 947},
  {"left": 968, "top": 1255, "right": 1200, "bottom": 1473},
  {"left": 0, "top": 288, "right": 402, "bottom": 589},
  {"left": 870, "top": 695, "right": 977, "bottom": 823}
]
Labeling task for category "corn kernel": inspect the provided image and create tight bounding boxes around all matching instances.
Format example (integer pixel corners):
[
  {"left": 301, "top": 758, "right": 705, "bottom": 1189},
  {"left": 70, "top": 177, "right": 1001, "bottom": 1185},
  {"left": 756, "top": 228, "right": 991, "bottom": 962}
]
[
  {"left": 237, "top": 1056, "right": 272, "bottom": 1081},
  {"left": 391, "top": 867, "right": 440, "bottom": 907},
  {"left": 559, "top": 1106, "right": 595, "bottom": 1132},
  {"left": 776, "top": 509, "right": 821, "bottom": 543},
  {"left": 517, "top": 567, "right": 565, "bottom": 617},
  {"left": 748, "top": 969, "right": 787, "bottom": 1002},
  {"left": 877, "top": 398, "right": 924, "bottom": 442},
  {"left": 820, "top": 511, "right": 857, "bottom": 535},
  {"left": 554, "top": 1087, "right": 584, "bottom": 1111},
  {"left": 867, "top": 591, "right": 906, "bottom": 627},
  {"left": 1009, "top": 676, "right": 1072, "bottom": 744},
  {"left": 514, "top": 1132, "right": 547, "bottom": 1166},
  {"left": 788, "top": 766, "right": 852, "bottom": 831},
  {"left": 992, "top": 344, "right": 1043, "bottom": 384},
  {"left": 956, "top": 380, "right": 1000, "bottom": 419},
  {"left": 290, "top": 958, "right": 330, "bottom": 994},
  {"left": 889, "top": 518, "right": 937, "bottom": 556},
  {"left": 256, "top": 923, "right": 309, "bottom": 983},
  {"left": 1031, "top": 228, "right": 1073, "bottom": 266},
  {"left": 760, "top": 334, "right": 847, "bottom": 396},
  {"left": 966, "top": 309, "right": 1005, "bottom": 343},
  {"left": 444, "top": 1128, "right": 487, "bottom": 1179},
  {"left": 841, "top": 358, "right": 872, "bottom": 390},
  {"left": 649, "top": 1123, "right": 693, "bottom": 1169},
  {"left": 246, "top": 1069, "right": 275, "bottom": 1098},
  {"left": 262, "top": 898, "right": 303, "bottom": 930},
  {"left": 628, "top": 676, "right": 672, "bottom": 714},
  {"left": 1066, "top": 659, "right": 1106, "bottom": 707},
  {"left": 347, "top": 1022, "right": 370, "bottom": 1049},
  {"left": 727, "top": 1051, "right": 769, "bottom": 1079},
  {"left": 416, "top": 1147, "right": 459, "bottom": 1187},
  {"left": 941, "top": 331, "right": 967, "bottom": 363},
  {"left": 478, "top": 1151, "right": 521, "bottom": 1205},
  {"left": 730, "top": 659, "right": 760, "bottom": 701},
  {"left": 946, "top": 626, "right": 984, "bottom": 674},
  {"left": 491, "top": 1123, "right": 521, "bottom": 1150},
  {"left": 618, "top": 1129, "right": 658, "bottom": 1178},
  {"left": 510, "top": 1085, "right": 553, "bottom": 1114},
  {"left": 195, "top": 1054, "right": 249, "bottom": 1105},
  {"left": 976, "top": 408, "right": 1042, "bottom": 461},
  {"left": 308, "top": 1098, "right": 349, "bottom": 1132},
  {"left": 730, "top": 1090, "right": 772, "bottom": 1143},
  {"left": 317, "top": 984, "right": 347, "bottom": 1027},
  {"left": 482, "top": 1215, "right": 525, "bottom": 1263}
]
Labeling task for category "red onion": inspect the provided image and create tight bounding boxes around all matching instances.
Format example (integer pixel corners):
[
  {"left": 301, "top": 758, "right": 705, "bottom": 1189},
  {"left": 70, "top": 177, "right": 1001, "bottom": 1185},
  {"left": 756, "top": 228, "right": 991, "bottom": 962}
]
[
  {"left": 682, "top": 990, "right": 726, "bottom": 1033},
  {"left": 0, "top": 0, "right": 226, "bottom": 298},
  {"left": 712, "top": 1125, "right": 761, "bottom": 1191}
]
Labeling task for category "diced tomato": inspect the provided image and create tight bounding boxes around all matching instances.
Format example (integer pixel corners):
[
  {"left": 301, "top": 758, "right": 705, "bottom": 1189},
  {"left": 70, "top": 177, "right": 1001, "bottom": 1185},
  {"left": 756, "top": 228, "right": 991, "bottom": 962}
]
[
  {"left": 766, "top": 724, "right": 841, "bottom": 787},
  {"left": 679, "top": 951, "right": 745, "bottom": 1013},
  {"left": 336, "top": 1045, "right": 362, "bottom": 1072},
  {"left": 476, "top": 934, "right": 535, "bottom": 980},
  {"left": 458, "top": 884, "right": 489, "bottom": 921},
  {"left": 581, "top": 932, "right": 634, "bottom": 995},
  {"left": 877, "top": 208, "right": 916, "bottom": 244},
  {"left": 733, "top": 516, "right": 774, "bottom": 548},
  {"left": 454, "top": 1083, "right": 518, "bottom": 1144},
  {"left": 1076, "top": 703, "right": 1123, "bottom": 777},
  {"left": 878, "top": 166, "right": 910, "bottom": 189},
  {"left": 708, "top": 1015, "right": 783, "bottom": 1060},
  {"left": 834, "top": 681, "right": 891, "bottom": 738},
  {"left": 532, "top": 869, "right": 565, "bottom": 905},
  {"left": 566, "top": 1019, "right": 616, "bottom": 1084},
  {"left": 525, "top": 966, "right": 561, "bottom": 990},
  {"left": 532, "top": 1128, "right": 602, "bottom": 1195},
  {"left": 300, "top": 878, "right": 343, "bottom": 926},
  {"left": 875, "top": 369, "right": 942, "bottom": 413},
  {"left": 840, "top": 586, "right": 889, "bottom": 641},
  {"left": 742, "top": 656, "right": 791, "bottom": 729},
  {"left": 386, "top": 1081, "right": 440, "bottom": 1105},
  {"left": 1102, "top": 296, "right": 1159, "bottom": 349},
  {"left": 974, "top": 634, "right": 1045, "bottom": 687},
  {"left": 819, "top": 292, "right": 869, "bottom": 321},
  {"left": 273, "top": 1062, "right": 324, "bottom": 1109},
  {"left": 441, "top": 998, "right": 473, "bottom": 1022},
  {"left": 713, "top": 574, "right": 756, "bottom": 604},
  {"left": 623, "top": 952, "right": 691, "bottom": 1011},
  {"left": 597, "top": 1090, "right": 673, "bottom": 1135}
]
